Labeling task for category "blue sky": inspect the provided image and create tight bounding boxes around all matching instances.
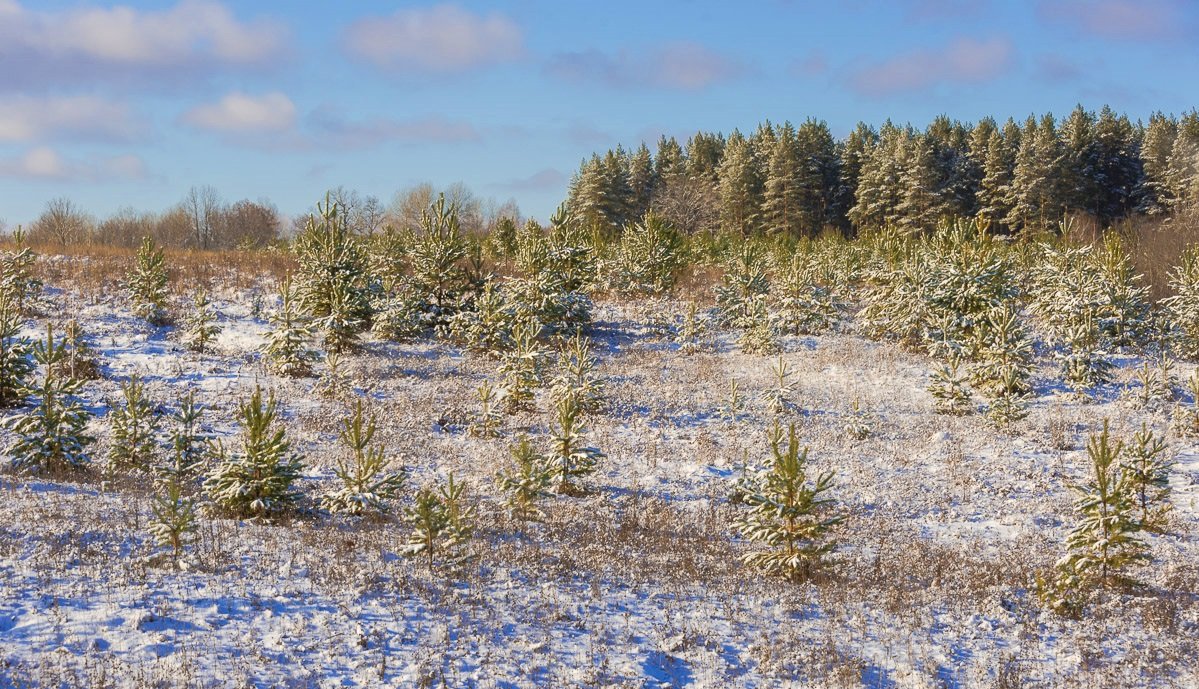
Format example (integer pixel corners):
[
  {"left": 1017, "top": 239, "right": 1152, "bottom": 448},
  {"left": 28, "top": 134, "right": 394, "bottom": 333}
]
[{"left": 0, "top": 0, "right": 1195, "bottom": 227}]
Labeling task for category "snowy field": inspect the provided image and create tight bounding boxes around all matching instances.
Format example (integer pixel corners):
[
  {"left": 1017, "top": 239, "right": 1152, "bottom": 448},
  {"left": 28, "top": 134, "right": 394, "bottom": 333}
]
[{"left": 1, "top": 261, "right": 1197, "bottom": 688}]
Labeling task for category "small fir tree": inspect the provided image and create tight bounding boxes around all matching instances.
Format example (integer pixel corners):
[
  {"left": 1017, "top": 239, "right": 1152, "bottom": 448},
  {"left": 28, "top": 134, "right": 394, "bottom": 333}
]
[
  {"left": 498, "top": 318, "right": 544, "bottom": 413},
  {"left": 320, "top": 398, "right": 407, "bottom": 515},
  {"left": 721, "top": 380, "right": 746, "bottom": 421},
  {"left": 734, "top": 421, "right": 843, "bottom": 581},
  {"left": 496, "top": 435, "right": 555, "bottom": 521},
  {"left": 183, "top": 289, "right": 221, "bottom": 353},
  {"left": 204, "top": 386, "right": 305, "bottom": 518},
  {"left": 127, "top": 237, "right": 170, "bottom": 326},
  {"left": 928, "top": 357, "right": 972, "bottom": 415},
  {"left": 108, "top": 373, "right": 162, "bottom": 474},
  {"left": 163, "top": 389, "right": 206, "bottom": 484},
  {"left": 468, "top": 381, "right": 503, "bottom": 438},
  {"left": 1121, "top": 423, "right": 1173, "bottom": 532},
  {"left": 763, "top": 356, "right": 795, "bottom": 415},
  {"left": 149, "top": 458, "right": 198, "bottom": 561},
  {"left": 674, "top": 301, "right": 710, "bottom": 355},
  {"left": 263, "top": 276, "right": 316, "bottom": 377},
  {"left": 6, "top": 324, "right": 94, "bottom": 473},
  {"left": 547, "top": 395, "right": 605, "bottom": 494},
  {"left": 402, "top": 473, "right": 476, "bottom": 569},
  {"left": 56, "top": 320, "right": 100, "bottom": 381},
  {"left": 549, "top": 334, "right": 605, "bottom": 415},
  {"left": 0, "top": 296, "right": 33, "bottom": 408}
]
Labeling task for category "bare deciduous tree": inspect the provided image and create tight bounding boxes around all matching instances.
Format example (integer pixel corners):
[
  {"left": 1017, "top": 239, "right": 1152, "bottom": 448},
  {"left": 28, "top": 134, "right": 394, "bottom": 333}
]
[
  {"left": 30, "top": 197, "right": 91, "bottom": 246},
  {"left": 183, "top": 185, "right": 222, "bottom": 250},
  {"left": 651, "top": 176, "right": 719, "bottom": 236}
]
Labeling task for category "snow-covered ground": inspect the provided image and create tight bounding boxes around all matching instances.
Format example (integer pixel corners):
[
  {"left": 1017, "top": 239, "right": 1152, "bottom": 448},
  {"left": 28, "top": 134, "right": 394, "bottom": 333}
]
[{"left": 1, "top": 267, "right": 1197, "bottom": 688}]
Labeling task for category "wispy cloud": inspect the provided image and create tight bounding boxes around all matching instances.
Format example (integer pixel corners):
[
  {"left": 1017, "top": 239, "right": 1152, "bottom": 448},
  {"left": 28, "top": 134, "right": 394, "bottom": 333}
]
[
  {"left": 546, "top": 42, "right": 746, "bottom": 91},
  {"left": 342, "top": 4, "right": 524, "bottom": 74},
  {"left": 308, "top": 108, "right": 482, "bottom": 147},
  {"left": 849, "top": 36, "right": 1013, "bottom": 97},
  {"left": 181, "top": 92, "right": 296, "bottom": 133},
  {"left": 1034, "top": 53, "right": 1086, "bottom": 83},
  {"left": 0, "top": 146, "right": 146, "bottom": 181},
  {"left": 0, "top": 95, "right": 141, "bottom": 143},
  {"left": 1038, "top": 0, "right": 1185, "bottom": 41},
  {"left": 0, "top": 0, "right": 289, "bottom": 90},
  {"left": 492, "top": 168, "right": 566, "bottom": 192}
]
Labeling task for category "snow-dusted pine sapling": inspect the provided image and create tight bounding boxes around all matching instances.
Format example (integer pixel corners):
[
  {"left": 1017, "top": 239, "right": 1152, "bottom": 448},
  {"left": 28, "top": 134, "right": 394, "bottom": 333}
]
[
  {"left": 734, "top": 421, "right": 843, "bottom": 581},
  {"left": 445, "top": 280, "right": 513, "bottom": 356},
  {"left": 715, "top": 244, "right": 770, "bottom": 328},
  {"left": 406, "top": 195, "right": 468, "bottom": 324},
  {"left": 164, "top": 389, "right": 206, "bottom": 483},
  {"left": 843, "top": 398, "right": 873, "bottom": 440},
  {"left": 1134, "top": 354, "right": 1174, "bottom": 408},
  {"left": 263, "top": 276, "right": 315, "bottom": 377},
  {"left": 149, "top": 467, "right": 197, "bottom": 561},
  {"left": 0, "top": 296, "right": 33, "bottom": 408},
  {"left": 737, "top": 298, "right": 780, "bottom": 355},
  {"left": 985, "top": 369, "right": 1029, "bottom": 429},
  {"left": 550, "top": 334, "right": 604, "bottom": 415},
  {"left": 1121, "top": 423, "right": 1173, "bottom": 532},
  {"left": 1172, "top": 372, "right": 1199, "bottom": 438},
  {"left": 294, "top": 197, "right": 372, "bottom": 351},
  {"left": 1060, "top": 312, "right": 1112, "bottom": 394},
  {"left": 721, "top": 380, "right": 746, "bottom": 421},
  {"left": 6, "top": 324, "right": 94, "bottom": 473},
  {"left": 674, "top": 301, "right": 710, "bottom": 355},
  {"left": 498, "top": 318, "right": 544, "bottom": 413},
  {"left": 0, "top": 229, "right": 43, "bottom": 315},
  {"left": 108, "top": 374, "right": 162, "bottom": 474},
  {"left": 320, "top": 398, "right": 407, "bottom": 515},
  {"left": 773, "top": 254, "right": 838, "bottom": 335},
  {"left": 970, "top": 303, "right": 1033, "bottom": 398},
  {"left": 609, "top": 212, "right": 684, "bottom": 296},
  {"left": 127, "top": 236, "right": 170, "bottom": 326},
  {"left": 402, "top": 472, "right": 476, "bottom": 570},
  {"left": 1040, "top": 420, "right": 1147, "bottom": 616},
  {"left": 183, "top": 289, "right": 221, "bottom": 353},
  {"left": 763, "top": 356, "right": 795, "bottom": 415},
  {"left": 204, "top": 386, "right": 305, "bottom": 518},
  {"left": 1165, "top": 246, "right": 1199, "bottom": 359},
  {"left": 57, "top": 320, "right": 100, "bottom": 381},
  {"left": 547, "top": 395, "right": 605, "bottom": 494},
  {"left": 468, "top": 381, "right": 503, "bottom": 438},
  {"left": 928, "top": 356, "right": 972, "bottom": 415},
  {"left": 315, "top": 350, "right": 353, "bottom": 400},
  {"left": 497, "top": 435, "right": 555, "bottom": 521}
]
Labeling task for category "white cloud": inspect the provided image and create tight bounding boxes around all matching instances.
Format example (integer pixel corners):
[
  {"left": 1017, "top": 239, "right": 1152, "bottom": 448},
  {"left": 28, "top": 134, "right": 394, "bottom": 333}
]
[
  {"left": 849, "top": 36, "right": 1013, "bottom": 97},
  {"left": 182, "top": 92, "right": 296, "bottom": 133},
  {"left": 545, "top": 42, "right": 745, "bottom": 91},
  {"left": 0, "top": 0, "right": 289, "bottom": 89},
  {"left": 0, "top": 95, "right": 140, "bottom": 142},
  {"left": 342, "top": 4, "right": 524, "bottom": 73},
  {"left": 0, "top": 146, "right": 146, "bottom": 181}
]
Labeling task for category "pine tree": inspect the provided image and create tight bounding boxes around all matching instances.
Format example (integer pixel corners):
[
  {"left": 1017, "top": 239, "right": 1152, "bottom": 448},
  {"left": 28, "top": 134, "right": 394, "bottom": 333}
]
[
  {"left": 0, "top": 296, "right": 33, "bottom": 408},
  {"left": 406, "top": 195, "right": 469, "bottom": 323},
  {"left": 843, "top": 398, "right": 872, "bottom": 440},
  {"left": 497, "top": 435, "right": 555, "bottom": 521},
  {"left": 762, "top": 122, "right": 803, "bottom": 236},
  {"left": 1165, "top": 246, "right": 1199, "bottom": 360},
  {"left": 627, "top": 143, "right": 657, "bottom": 221},
  {"left": 1140, "top": 112, "right": 1178, "bottom": 214},
  {"left": 402, "top": 473, "right": 476, "bottom": 570},
  {"left": 721, "top": 380, "right": 746, "bottom": 421},
  {"left": 714, "top": 244, "right": 770, "bottom": 328},
  {"left": 896, "top": 134, "right": 944, "bottom": 232},
  {"left": 294, "top": 196, "right": 372, "bottom": 351},
  {"left": 1006, "top": 114, "right": 1065, "bottom": 233},
  {"left": 204, "top": 386, "right": 305, "bottom": 517},
  {"left": 468, "top": 381, "right": 504, "bottom": 438},
  {"left": 1121, "top": 423, "right": 1173, "bottom": 532},
  {"left": 734, "top": 421, "right": 842, "bottom": 581},
  {"left": 320, "top": 398, "right": 407, "bottom": 515},
  {"left": 547, "top": 395, "right": 604, "bottom": 494},
  {"left": 498, "top": 318, "right": 545, "bottom": 413},
  {"left": 763, "top": 356, "right": 795, "bottom": 415},
  {"left": 263, "top": 276, "right": 315, "bottom": 377},
  {"left": 718, "top": 130, "right": 762, "bottom": 236},
  {"left": 674, "top": 301, "right": 711, "bottom": 354},
  {"left": 549, "top": 334, "right": 604, "bottom": 415},
  {"left": 164, "top": 389, "right": 206, "bottom": 483},
  {"left": 183, "top": 289, "right": 221, "bottom": 353},
  {"left": 1060, "top": 312, "right": 1113, "bottom": 394},
  {"left": 609, "top": 212, "right": 684, "bottom": 296},
  {"left": 149, "top": 457, "right": 197, "bottom": 561},
  {"left": 127, "top": 237, "right": 170, "bottom": 326},
  {"left": 928, "top": 356, "right": 973, "bottom": 415},
  {"left": 737, "top": 298, "right": 779, "bottom": 355},
  {"left": 1042, "top": 420, "right": 1148, "bottom": 615},
  {"left": 108, "top": 374, "right": 161, "bottom": 474},
  {"left": 977, "top": 127, "right": 1017, "bottom": 230},
  {"left": 6, "top": 324, "right": 94, "bottom": 473},
  {"left": 56, "top": 320, "right": 100, "bottom": 381},
  {"left": 0, "top": 229, "right": 43, "bottom": 315}
]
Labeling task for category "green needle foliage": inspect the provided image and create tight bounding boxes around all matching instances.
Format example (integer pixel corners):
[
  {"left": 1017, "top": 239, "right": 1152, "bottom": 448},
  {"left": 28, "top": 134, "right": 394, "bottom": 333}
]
[
  {"left": 496, "top": 435, "right": 555, "bottom": 521},
  {"left": 320, "top": 398, "right": 407, "bottom": 515},
  {"left": 204, "top": 386, "right": 305, "bottom": 518},
  {"left": 108, "top": 373, "right": 162, "bottom": 474},
  {"left": 6, "top": 324, "right": 94, "bottom": 474},
  {"left": 183, "top": 289, "right": 222, "bottom": 353},
  {"left": 547, "top": 395, "right": 605, "bottom": 495},
  {"left": 263, "top": 276, "right": 316, "bottom": 377},
  {"left": 127, "top": 237, "right": 170, "bottom": 326},
  {"left": 734, "top": 421, "right": 843, "bottom": 581},
  {"left": 402, "top": 472, "right": 475, "bottom": 570},
  {"left": 0, "top": 295, "right": 33, "bottom": 409}
]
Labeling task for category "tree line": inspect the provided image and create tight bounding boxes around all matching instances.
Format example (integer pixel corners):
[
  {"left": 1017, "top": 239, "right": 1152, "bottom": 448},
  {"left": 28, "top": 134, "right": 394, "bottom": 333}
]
[
  {"left": 5, "top": 182, "right": 521, "bottom": 251},
  {"left": 565, "top": 105, "right": 1199, "bottom": 237}
]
